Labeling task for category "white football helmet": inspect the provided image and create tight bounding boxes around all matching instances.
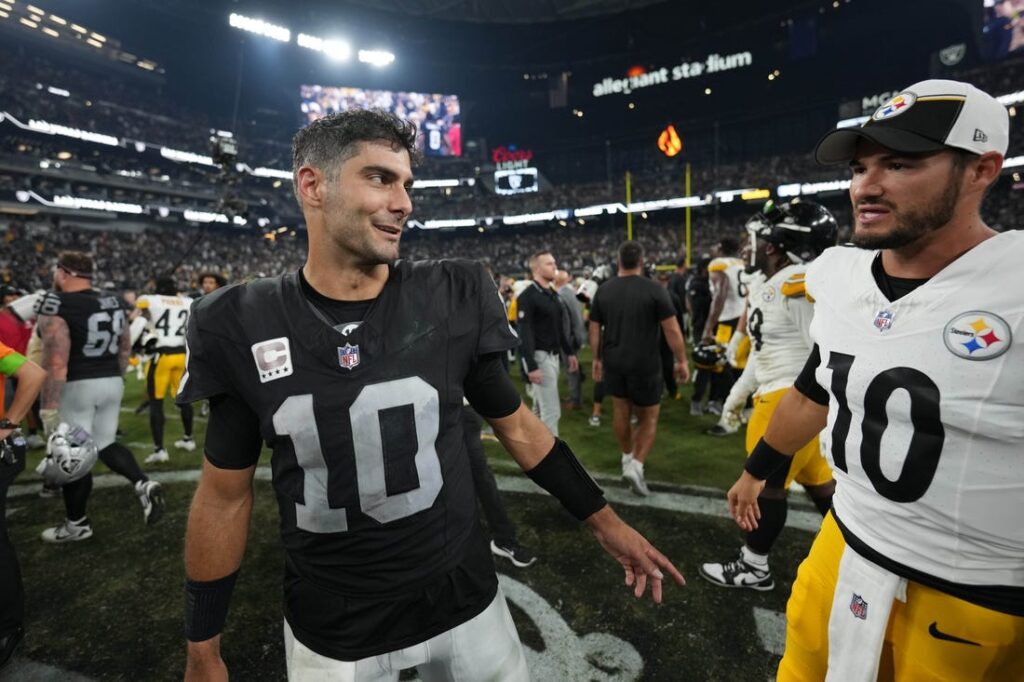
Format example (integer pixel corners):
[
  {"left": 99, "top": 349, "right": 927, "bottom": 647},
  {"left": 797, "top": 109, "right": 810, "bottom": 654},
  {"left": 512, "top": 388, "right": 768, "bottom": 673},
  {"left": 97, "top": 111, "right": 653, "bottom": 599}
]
[{"left": 39, "top": 423, "right": 98, "bottom": 486}]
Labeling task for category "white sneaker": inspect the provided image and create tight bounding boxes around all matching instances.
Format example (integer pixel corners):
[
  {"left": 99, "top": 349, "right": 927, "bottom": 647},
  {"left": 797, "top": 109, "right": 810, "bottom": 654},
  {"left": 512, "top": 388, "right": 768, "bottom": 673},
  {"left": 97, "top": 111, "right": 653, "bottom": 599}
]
[
  {"left": 145, "top": 448, "right": 169, "bottom": 464},
  {"left": 622, "top": 459, "right": 650, "bottom": 497},
  {"left": 588, "top": 415, "right": 601, "bottom": 427},
  {"left": 706, "top": 411, "right": 742, "bottom": 436},
  {"left": 174, "top": 437, "right": 196, "bottom": 451},
  {"left": 135, "top": 480, "right": 165, "bottom": 526},
  {"left": 698, "top": 549, "right": 774, "bottom": 591},
  {"left": 41, "top": 518, "right": 93, "bottom": 543}
]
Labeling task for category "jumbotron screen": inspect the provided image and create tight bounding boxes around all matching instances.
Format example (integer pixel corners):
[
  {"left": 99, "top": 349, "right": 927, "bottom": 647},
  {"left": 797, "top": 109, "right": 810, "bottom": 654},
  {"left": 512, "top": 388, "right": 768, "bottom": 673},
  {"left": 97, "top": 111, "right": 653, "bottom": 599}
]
[
  {"left": 300, "top": 85, "right": 462, "bottom": 157},
  {"left": 981, "top": 0, "right": 1024, "bottom": 61}
]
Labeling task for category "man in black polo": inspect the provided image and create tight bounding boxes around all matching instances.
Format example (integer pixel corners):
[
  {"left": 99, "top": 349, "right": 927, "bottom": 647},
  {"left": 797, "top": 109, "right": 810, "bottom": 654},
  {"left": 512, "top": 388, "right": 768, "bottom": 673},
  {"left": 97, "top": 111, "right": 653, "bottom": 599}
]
[
  {"left": 590, "top": 241, "right": 690, "bottom": 496},
  {"left": 516, "top": 251, "right": 577, "bottom": 436}
]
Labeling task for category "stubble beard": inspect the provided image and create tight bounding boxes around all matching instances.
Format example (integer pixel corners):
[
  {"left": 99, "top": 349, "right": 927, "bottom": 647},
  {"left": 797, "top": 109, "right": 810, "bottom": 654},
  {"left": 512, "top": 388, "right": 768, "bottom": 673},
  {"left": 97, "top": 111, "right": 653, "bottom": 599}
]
[
  {"left": 851, "top": 170, "right": 961, "bottom": 250},
  {"left": 324, "top": 194, "right": 400, "bottom": 266}
]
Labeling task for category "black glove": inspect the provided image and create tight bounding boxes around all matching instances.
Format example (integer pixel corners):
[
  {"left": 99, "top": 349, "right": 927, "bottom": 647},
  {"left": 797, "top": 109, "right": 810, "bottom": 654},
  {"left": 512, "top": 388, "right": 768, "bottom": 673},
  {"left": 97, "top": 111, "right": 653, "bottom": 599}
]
[{"left": 1, "top": 430, "right": 26, "bottom": 467}]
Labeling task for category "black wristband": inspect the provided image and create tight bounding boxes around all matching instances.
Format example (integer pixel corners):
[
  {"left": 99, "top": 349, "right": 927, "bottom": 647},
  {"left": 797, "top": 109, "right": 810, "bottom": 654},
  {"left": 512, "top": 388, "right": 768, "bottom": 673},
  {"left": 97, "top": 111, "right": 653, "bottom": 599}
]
[
  {"left": 184, "top": 570, "right": 239, "bottom": 642},
  {"left": 526, "top": 439, "right": 607, "bottom": 521},
  {"left": 744, "top": 437, "right": 793, "bottom": 481}
]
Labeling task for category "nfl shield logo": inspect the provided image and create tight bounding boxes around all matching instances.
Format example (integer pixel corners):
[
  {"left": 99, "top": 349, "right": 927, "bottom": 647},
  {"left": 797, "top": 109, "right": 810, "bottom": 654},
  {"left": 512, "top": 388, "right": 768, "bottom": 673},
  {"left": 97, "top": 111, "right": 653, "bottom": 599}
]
[
  {"left": 850, "top": 593, "right": 868, "bottom": 620},
  {"left": 874, "top": 310, "right": 895, "bottom": 332},
  {"left": 338, "top": 343, "right": 360, "bottom": 370}
]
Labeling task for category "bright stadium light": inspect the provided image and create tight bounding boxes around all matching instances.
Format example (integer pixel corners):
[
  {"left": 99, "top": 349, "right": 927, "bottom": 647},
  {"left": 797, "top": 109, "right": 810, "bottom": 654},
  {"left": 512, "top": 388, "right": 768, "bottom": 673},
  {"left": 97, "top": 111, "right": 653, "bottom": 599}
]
[
  {"left": 49, "top": 14, "right": 66, "bottom": 25},
  {"left": 297, "top": 33, "right": 351, "bottom": 61},
  {"left": 358, "top": 49, "right": 395, "bottom": 67},
  {"left": 229, "top": 13, "right": 290, "bottom": 42}
]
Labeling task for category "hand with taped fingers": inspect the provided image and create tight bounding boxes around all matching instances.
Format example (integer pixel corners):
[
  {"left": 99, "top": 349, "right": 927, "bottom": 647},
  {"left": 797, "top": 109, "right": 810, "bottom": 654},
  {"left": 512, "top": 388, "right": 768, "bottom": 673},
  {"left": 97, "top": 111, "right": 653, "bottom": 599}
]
[
  {"left": 728, "top": 470, "right": 766, "bottom": 532},
  {"left": 585, "top": 506, "right": 686, "bottom": 603}
]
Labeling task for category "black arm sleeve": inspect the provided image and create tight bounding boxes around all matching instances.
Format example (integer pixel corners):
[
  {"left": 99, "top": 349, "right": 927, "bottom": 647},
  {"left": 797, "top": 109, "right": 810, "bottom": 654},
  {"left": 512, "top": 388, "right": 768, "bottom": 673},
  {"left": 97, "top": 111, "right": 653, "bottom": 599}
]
[
  {"left": 464, "top": 352, "right": 523, "bottom": 419},
  {"left": 204, "top": 393, "right": 264, "bottom": 469},
  {"left": 793, "top": 344, "right": 829, "bottom": 406}
]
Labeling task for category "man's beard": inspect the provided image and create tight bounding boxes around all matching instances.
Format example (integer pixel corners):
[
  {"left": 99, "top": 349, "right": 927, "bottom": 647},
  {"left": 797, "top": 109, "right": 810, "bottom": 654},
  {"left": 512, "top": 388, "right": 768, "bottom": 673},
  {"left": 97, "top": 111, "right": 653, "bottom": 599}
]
[{"left": 851, "top": 171, "right": 961, "bottom": 250}]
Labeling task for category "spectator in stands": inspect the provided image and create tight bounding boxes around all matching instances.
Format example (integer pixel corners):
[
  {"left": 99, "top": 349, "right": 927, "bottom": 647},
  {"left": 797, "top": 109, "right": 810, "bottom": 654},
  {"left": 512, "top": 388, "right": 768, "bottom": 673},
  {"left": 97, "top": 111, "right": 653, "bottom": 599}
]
[
  {"left": 515, "top": 251, "right": 577, "bottom": 436},
  {"left": 589, "top": 241, "right": 690, "bottom": 496},
  {"left": 198, "top": 272, "right": 227, "bottom": 296}
]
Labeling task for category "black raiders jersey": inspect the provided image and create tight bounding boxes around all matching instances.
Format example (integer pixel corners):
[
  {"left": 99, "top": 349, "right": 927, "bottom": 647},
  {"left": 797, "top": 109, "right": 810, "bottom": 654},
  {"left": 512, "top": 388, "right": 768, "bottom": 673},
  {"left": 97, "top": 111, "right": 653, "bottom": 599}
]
[
  {"left": 176, "top": 260, "right": 519, "bottom": 658},
  {"left": 36, "top": 290, "right": 126, "bottom": 381}
]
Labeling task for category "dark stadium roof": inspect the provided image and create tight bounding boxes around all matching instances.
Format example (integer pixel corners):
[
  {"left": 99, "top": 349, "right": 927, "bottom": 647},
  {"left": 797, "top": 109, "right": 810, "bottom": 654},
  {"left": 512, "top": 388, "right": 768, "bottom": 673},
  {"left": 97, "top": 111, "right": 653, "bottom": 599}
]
[{"left": 337, "top": 0, "right": 672, "bottom": 24}]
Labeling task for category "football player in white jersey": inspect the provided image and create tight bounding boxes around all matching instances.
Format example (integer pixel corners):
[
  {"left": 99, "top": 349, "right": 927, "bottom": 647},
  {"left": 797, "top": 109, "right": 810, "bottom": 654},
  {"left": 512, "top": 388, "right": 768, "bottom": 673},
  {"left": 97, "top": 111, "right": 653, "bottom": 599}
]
[
  {"left": 135, "top": 277, "right": 194, "bottom": 463},
  {"left": 701, "top": 238, "right": 746, "bottom": 414},
  {"left": 700, "top": 199, "right": 838, "bottom": 592},
  {"left": 729, "top": 80, "right": 1024, "bottom": 681}
]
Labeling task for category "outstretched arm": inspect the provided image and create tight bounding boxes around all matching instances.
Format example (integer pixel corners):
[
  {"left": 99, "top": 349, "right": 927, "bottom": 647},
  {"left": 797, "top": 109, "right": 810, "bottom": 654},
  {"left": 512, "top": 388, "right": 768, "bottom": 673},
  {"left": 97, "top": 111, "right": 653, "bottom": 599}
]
[{"left": 486, "top": 403, "right": 685, "bottom": 602}]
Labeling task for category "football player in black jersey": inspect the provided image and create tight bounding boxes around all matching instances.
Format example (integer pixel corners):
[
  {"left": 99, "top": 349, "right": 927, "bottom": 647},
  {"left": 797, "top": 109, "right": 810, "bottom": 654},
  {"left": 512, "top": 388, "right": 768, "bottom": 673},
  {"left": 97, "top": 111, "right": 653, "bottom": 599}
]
[
  {"left": 179, "top": 109, "right": 684, "bottom": 681},
  {"left": 36, "top": 252, "right": 164, "bottom": 542}
]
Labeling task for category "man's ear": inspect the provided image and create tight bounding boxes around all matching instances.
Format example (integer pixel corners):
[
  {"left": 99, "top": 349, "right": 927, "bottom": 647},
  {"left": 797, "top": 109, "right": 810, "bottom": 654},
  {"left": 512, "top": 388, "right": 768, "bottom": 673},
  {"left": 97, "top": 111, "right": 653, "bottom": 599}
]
[{"left": 296, "top": 166, "right": 327, "bottom": 209}]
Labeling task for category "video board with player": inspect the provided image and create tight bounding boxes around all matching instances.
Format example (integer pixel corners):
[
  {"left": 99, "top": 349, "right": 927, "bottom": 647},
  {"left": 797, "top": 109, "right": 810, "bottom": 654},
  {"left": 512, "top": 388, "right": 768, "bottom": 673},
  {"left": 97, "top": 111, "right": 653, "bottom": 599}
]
[
  {"left": 300, "top": 85, "right": 462, "bottom": 157},
  {"left": 981, "top": 0, "right": 1024, "bottom": 61}
]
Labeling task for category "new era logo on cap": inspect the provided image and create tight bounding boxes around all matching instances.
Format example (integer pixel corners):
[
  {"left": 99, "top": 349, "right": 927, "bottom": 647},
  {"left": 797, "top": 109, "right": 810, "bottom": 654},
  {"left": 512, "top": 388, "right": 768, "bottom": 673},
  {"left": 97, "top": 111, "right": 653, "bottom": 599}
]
[{"left": 814, "top": 79, "right": 1009, "bottom": 164}]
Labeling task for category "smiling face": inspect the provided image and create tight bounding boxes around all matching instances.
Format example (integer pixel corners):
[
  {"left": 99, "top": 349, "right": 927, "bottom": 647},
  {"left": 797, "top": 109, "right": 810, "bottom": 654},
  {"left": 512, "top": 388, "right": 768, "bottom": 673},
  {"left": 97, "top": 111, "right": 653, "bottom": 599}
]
[
  {"left": 848, "top": 141, "right": 965, "bottom": 251},
  {"left": 318, "top": 140, "right": 415, "bottom": 266}
]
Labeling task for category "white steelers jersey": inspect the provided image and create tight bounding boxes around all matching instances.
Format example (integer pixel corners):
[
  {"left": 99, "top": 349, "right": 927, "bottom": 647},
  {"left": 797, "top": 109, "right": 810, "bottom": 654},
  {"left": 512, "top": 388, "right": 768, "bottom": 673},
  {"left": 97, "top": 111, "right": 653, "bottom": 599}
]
[
  {"left": 745, "top": 263, "right": 815, "bottom": 396},
  {"left": 805, "top": 232, "right": 1024, "bottom": 588},
  {"left": 709, "top": 256, "right": 746, "bottom": 321},
  {"left": 136, "top": 294, "right": 192, "bottom": 350}
]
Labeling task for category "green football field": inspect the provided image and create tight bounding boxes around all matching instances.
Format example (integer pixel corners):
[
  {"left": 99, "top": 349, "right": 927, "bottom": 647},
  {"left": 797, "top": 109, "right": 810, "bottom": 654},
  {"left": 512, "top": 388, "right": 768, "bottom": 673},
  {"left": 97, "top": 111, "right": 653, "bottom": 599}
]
[{"left": 5, "top": 351, "right": 819, "bottom": 681}]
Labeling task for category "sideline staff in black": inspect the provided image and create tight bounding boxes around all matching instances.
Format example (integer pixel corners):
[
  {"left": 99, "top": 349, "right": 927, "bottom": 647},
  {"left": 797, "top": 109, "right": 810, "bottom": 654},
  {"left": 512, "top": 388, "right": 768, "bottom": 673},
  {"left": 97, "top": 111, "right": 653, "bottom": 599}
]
[
  {"left": 516, "top": 251, "right": 577, "bottom": 436},
  {"left": 590, "top": 241, "right": 690, "bottom": 496}
]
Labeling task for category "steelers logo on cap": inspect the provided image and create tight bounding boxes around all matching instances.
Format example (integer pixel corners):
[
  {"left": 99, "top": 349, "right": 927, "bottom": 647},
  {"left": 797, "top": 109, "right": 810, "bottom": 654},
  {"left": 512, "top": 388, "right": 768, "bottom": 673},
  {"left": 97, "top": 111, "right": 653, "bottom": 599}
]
[
  {"left": 943, "top": 311, "right": 1012, "bottom": 361},
  {"left": 872, "top": 91, "right": 918, "bottom": 121}
]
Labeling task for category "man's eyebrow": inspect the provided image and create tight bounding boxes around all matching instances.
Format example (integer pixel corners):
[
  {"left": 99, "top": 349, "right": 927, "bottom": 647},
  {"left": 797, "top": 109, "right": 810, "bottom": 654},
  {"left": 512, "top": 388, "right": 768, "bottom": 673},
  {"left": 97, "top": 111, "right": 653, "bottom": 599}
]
[{"left": 361, "top": 165, "right": 415, "bottom": 185}]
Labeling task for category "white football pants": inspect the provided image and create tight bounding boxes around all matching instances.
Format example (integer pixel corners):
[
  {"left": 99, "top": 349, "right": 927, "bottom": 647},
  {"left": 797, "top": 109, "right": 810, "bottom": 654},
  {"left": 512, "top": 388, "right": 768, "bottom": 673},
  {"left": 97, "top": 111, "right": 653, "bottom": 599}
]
[{"left": 284, "top": 587, "right": 530, "bottom": 682}]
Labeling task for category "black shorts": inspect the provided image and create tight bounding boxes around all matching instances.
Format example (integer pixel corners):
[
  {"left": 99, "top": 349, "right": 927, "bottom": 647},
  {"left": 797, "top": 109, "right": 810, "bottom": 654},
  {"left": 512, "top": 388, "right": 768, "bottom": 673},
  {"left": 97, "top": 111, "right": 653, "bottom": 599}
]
[{"left": 603, "top": 369, "right": 663, "bottom": 407}]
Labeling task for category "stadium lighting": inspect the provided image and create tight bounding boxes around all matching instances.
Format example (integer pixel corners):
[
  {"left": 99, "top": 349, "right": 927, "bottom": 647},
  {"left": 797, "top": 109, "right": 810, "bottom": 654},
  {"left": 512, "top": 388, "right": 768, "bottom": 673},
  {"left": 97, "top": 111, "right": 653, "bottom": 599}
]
[
  {"left": 26, "top": 4, "right": 42, "bottom": 14},
  {"left": 0, "top": 2, "right": 11, "bottom": 11},
  {"left": 41, "top": 26, "right": 58, "bottom": 37},
  {"left": 49, "top": 14, "right": 65, "bottom": 25},
  {"left": 70, "top": 23, "right": 86, "bottom": 33},
  {"left": 297, "top": 33, "right": 351, "bottom": 61},
  {"left": 229, "top": 13, "right": 290, "bottom": 42},
  {"left": 704, "top": 87, "right": 712, "bottom": 95},
  {"left": 358, "top": 49, "right": 395, "bottom": 67},
  {"left": 0, "top": 11, "right": 9, "bottom": 19},
  {"left": 90, "top": 32, "right": 106, "bottom": 42},
  {"left": 45, "top": 86, "right": 68, "bottom": 96},
  {"left": 137, "top": 60, "right": 156, "bottom": 71},
  {"left": 86, "top": 38, "right": 102, "bottom": 48},
  {"left": 19, "top": 17, "right": 38, "bottom": 28}
]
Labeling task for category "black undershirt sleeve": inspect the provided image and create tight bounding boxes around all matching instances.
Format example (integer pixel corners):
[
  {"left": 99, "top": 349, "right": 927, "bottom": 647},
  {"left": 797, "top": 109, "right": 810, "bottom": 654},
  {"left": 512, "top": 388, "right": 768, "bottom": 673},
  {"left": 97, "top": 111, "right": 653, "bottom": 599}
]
[
  {"left": 793, "top": 344, "right": 829, "bottom": 406},
  {"left": 204, "top": 393, "right": 263, "bottom": 469},
  {"left": 464, "top": 352, "right": 522, "bottom": 419}
]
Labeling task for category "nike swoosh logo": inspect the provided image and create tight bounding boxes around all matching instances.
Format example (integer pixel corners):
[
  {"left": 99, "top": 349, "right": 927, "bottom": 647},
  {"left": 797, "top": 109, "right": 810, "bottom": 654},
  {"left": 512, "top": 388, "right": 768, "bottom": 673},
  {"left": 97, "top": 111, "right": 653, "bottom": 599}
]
[{"left": 928, "top": 622, "right": 981, "bottom": 646}]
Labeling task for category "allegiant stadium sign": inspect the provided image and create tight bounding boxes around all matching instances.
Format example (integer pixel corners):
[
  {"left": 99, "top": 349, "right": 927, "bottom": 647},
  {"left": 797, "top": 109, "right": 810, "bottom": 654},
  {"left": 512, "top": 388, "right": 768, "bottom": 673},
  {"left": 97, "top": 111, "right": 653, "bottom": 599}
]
[{"left": 592, "top": 52, "right": 753, "bottom": 97}]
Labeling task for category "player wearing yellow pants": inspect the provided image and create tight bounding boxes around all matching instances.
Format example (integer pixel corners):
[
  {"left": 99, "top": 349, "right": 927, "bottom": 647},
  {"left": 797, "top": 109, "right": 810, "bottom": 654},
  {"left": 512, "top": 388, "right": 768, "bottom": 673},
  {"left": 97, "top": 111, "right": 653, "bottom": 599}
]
[
  {"left": 699, "top": 199, "right": 839, "bottom": 592},
  {"left": 147, "top": 351, "right": 186, "bottom": 400},
  {"left": 780, "top": 512, "right": 1024, "bottom": 682},
  {"left": 136, "top": 279, "right": 194, "bottom": 463}
]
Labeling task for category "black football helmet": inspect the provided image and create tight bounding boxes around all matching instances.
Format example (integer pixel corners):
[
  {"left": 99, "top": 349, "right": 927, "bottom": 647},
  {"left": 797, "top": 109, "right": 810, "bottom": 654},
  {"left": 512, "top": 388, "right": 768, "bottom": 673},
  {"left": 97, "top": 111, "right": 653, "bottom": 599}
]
[
  {"left": 745, "top": 199, "right": 838, "bottom": 266},
  {"left": 692, "top": 343, "right": 726, "bottom": 373}
]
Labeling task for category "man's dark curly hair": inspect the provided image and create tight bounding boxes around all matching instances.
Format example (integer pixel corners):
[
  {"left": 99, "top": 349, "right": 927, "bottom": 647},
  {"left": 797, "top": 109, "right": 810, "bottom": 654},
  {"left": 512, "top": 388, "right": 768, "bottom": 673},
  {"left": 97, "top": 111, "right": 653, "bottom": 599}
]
[{"left": 291, "top": 108, "right": 419, "bottom": 207}]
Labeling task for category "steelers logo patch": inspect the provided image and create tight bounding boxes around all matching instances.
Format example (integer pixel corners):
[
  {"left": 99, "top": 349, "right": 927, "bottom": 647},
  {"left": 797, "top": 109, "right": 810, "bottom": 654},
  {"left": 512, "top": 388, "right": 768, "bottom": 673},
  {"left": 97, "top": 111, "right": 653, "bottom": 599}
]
[
  {"left": 943, "top": 311, "right": 1011, "bottom": 361},
  {"left": 761, "top": 286, "right": 776, "bottom": 303},
  {"left": 872, "top": 91, "right": 917, "bottom": 121}
]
